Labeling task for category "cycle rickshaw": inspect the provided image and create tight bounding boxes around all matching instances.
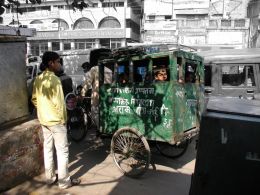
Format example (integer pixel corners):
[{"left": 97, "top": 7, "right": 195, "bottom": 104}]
[{"left": 97, "top": 45, "right": 205, "bottom": 178}]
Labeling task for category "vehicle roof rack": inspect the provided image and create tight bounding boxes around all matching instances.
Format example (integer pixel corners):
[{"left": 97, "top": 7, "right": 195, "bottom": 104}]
[
  {"left": 166, "top": 44, "right": 197, "bottom": 52},
  {"left": 109, "top": 43, "right": 198, "bottom": 60}
]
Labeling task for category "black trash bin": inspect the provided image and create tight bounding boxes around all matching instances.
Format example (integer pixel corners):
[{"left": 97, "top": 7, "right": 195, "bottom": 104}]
[{"left": 190, "top": 97, "right": 260, "bottom": 195}]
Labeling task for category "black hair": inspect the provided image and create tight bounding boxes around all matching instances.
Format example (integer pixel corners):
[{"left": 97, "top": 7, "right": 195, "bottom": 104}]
[
  {"left": 81, "top": 62, "right": 91, "bottom": 73},
  {"left": 40, "top": 51, "right": 60, "bottom": 71}
]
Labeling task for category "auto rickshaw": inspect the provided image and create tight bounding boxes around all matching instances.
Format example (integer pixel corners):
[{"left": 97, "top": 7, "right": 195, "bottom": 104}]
[{"left": 97, "top": 45, "right": 205, "bottom": 178}]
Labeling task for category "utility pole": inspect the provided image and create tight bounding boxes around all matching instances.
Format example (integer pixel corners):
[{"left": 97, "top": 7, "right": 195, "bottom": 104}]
[
  {"left": 123, "top": 0, "right": 127, "bottom": 47},
  {"left": 223, "top": 0, "right": 226, "bottom": 18},
  {"left": 172, "top": 0, "right": 173, "bottom": 19}
]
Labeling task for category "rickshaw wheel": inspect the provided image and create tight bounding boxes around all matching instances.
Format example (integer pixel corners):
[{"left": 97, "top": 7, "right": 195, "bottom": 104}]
[
  {"left": 111, "top": 127, "right": 151, "bottom": 178},
  {"left": 155, "top": 139, "right": 189, "bottom": 159}
]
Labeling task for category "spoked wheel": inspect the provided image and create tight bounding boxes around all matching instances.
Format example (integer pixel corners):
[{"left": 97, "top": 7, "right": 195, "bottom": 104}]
[
  {"left": 155, "top": 139, "right": 189, "bottom": 159},
  {"left": 111, "top": 127, "right": 151, "bottom": 178}
]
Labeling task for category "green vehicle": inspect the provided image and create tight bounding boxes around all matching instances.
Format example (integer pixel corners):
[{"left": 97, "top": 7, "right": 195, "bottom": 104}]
[{"left": 98, "top": 46, "right": 205, "bottom": 177}]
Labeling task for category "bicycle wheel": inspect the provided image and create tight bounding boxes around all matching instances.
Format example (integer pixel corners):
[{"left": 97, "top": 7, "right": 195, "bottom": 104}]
[
  {"left": 111, "top": 127, "right": 151, "bottom": 178},
  {"left": 155, "top": 139, "right": 189, "bottom": 159}
]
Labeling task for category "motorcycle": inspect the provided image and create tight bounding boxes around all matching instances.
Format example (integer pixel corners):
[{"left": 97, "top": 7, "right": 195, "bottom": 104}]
[{"left": 65, "top": 91, "right": 88, "bottom": 142}]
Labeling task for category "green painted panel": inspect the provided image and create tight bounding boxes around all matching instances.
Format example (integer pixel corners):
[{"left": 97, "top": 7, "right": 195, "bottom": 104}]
[{"left": 100, "top": 83, "right": 176, "bottom": 142}]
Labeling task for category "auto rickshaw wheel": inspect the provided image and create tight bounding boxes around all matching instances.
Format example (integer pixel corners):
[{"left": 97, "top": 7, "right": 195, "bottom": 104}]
[
  {"left": 111, "top": 127, "right": 151, "bottom": 178},
  {"left": 155, "top": 139, "right": 189, "bottom": 159}
]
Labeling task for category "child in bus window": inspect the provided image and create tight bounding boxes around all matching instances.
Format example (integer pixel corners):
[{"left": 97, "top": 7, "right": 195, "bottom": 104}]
[{"left": 154, "top": 67, "right": 168, "bottom": 81}]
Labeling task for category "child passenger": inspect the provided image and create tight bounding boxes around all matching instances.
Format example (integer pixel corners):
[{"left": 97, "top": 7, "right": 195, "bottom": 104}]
[{"left": 154, "top": 67, "right": 168, "bottom": 81}]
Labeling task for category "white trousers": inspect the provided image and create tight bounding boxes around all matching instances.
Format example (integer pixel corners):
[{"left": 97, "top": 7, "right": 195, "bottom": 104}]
[{"left": 41, "top": 124, "right": 71, "bottom": 189}]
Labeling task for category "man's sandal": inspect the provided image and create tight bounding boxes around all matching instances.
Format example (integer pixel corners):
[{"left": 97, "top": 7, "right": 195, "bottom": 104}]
[
  {"left": 59, "top": 178, "right": 81, "bottom": 189},
  {"left": 71, "top": 178, "right": 81, "bottom": 186}
]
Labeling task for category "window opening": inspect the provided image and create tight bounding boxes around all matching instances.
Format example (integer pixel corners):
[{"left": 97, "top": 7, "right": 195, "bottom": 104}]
[
  {"left": 185, "top": 62, "right": 197, "bottom": 83},
  {"left": 148, "top": 15, "right": 155, "bottom": 20},
  {"left": 64, "top": 42, "right": 71, "bottom": 50},
  {"left": 133, "top": 59, "right": 149, "bottom": 83},
  {"left": 74, "top": 18, "right": 94, "bottom": 29},
  {"left": 98, "top": 16, "right": 121, "bottom": 28},
  {"left": 221, "top": 19, "right": 231, "bottom": 27},
  {"left": 52, "top": 42, "right": 60, "bottom": 51},
  {"left": 152, "top": 56, "right": 170, "bottom": 82},
  {"left": 221, "top": 65, "right": 255, "bottom": 87},
  {"left": 204, "top": 65, "right": 212, "bottom": 86},
  {"left": 100, "top": 62, "right": 114, "bottom": 85},
  {"left": 234, "top": 19, "right": 245, "bottom": 27},
  {"left": 111, "top": 39, "right": 121, "bottom": 49},
  {"left": 165, "top": 15, "right": 172, "bottom": 20},
  {"left": 75, "top": 39, "right": 95, "bottom": 49},
  {"left": 177, "top": 57, "right": 184, "bottom": 83},
  {"left": 117, "top": 61, "right": 129, "bottom": 84}
]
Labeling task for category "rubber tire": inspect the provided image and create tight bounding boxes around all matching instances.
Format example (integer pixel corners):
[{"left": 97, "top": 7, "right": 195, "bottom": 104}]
[
  {"left": 155, "top": 139, "right": 189, "bottom": 159},
  {"left": 68, "top": 112, "right": 88, "bottom": 142}
]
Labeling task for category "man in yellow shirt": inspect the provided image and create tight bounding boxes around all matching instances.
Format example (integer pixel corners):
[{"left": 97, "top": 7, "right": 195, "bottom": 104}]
[{"left": 32, "top": 51, "right": 80, "bottom": 189}]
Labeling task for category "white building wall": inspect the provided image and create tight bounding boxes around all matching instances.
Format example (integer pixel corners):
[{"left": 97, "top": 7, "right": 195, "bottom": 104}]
[
  {"left": 2, "top": 0, "right": 142, "bottom": 54},
  {"left": 209, "top": 0, "right": 251, "bottom": 19},
  {"left": 142, "top": 0, "right": 250, "bottom": 49}
]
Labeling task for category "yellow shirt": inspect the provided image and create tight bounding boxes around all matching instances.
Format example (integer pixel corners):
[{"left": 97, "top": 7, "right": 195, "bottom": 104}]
[{"left": 31, "top": 69, "right": 67, "bottom": 126}]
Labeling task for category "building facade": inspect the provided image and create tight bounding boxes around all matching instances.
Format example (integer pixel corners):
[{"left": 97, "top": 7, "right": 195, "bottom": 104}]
[
  {"left": 142, "top": 0, "right": 251, "bottom": 50},
  {"left": 2, "top": 0, "right": 142, "bottom": 56},
  {"left": 1, "top": 0, "right": 257, "bottom": 54},
  {"left": 247, "top": 0, "right": 260, "bottom": 47}
]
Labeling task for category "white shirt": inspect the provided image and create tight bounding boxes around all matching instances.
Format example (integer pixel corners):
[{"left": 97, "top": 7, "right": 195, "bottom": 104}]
[{"left": 81, "top": 66, "right": 112, "bottom": 107}]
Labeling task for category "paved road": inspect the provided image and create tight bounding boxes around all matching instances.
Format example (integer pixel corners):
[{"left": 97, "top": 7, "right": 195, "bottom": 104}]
[{"left": 5, "top": 129, "right": 197, "bottom": 195}]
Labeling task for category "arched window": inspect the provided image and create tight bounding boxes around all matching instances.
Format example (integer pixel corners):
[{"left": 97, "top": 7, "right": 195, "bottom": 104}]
[
  {"left": 52, "top": 19, "right": 69, "bottom": 30},
  {"left": 98, "top": 16, "right": 121, "bottom": 28},
  {"left": 30, "top": 20, "right": 43, "bottom": 24},
  {"left": 74, "top": 18, "right": 94, "bottom": 29}
]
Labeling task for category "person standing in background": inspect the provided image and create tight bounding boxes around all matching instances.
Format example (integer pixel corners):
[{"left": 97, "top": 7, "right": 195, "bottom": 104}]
[
  {"left": 80, "top": 64, "right": 112, "bottom": 128},
  {"left": 56, "top": 64, "right": 74, "bottom": 97}
]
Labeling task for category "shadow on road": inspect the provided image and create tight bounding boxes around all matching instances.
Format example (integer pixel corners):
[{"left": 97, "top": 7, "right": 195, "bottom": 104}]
[
  {"left": 149, "top": 137, "right": 197, "bottom": 170},
  {"left": 109, "top": 170, "right": 192, "bottom": 195},
  {"left": 68, "top": 128, "right": 111, "bottom": 179}
]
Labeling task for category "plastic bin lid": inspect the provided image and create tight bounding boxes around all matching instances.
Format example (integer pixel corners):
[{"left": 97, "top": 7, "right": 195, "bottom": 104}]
[{"left": 206, "top": 97, "right": 260, "bottom": 118}]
